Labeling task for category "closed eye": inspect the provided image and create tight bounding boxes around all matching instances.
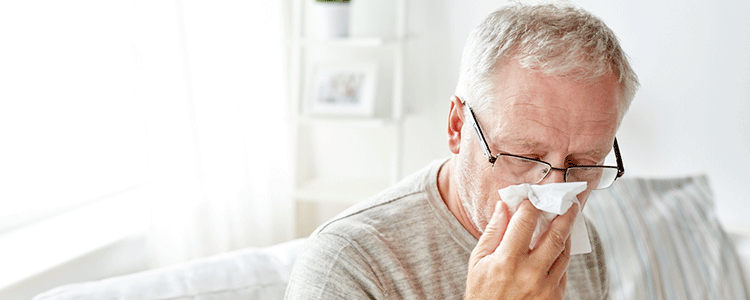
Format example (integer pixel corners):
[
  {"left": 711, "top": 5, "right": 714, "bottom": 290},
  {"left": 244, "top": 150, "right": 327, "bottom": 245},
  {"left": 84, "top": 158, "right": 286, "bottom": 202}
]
[{"left": 568, "top": 154, "right": 605, "bottom": 166}]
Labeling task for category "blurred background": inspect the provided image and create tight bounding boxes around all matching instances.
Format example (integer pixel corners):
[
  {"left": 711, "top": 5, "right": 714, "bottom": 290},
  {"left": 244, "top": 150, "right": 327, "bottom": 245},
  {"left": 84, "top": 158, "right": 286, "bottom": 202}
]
[{"left": 1, "top": 0, "right": 748, "bottom": 299}]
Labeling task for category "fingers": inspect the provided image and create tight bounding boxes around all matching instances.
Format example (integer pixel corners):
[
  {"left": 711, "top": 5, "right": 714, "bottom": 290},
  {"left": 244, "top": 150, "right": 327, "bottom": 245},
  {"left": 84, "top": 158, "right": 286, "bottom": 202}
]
[
  {"left": 497, "top": 199, "right": 541, "bottom": 256},
  {"left": 558, "top": 270, "right": 568, "bottom": 298},
  {"left": 548, "top": 235, "right": 571, "bottom": 281},
  {"left": 466, "top": 199, "right": 572, "bottom": 299},
  {"left": 533, "top": 203, "right": 579, "bottom": 269},
  {"left": 470, "top": 201, "right": 510, "bottom": 267}
]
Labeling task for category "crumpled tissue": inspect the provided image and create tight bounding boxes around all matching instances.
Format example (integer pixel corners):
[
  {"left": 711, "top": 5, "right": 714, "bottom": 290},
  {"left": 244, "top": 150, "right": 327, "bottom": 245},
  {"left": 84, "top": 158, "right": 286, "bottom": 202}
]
[{"left": 497, "top": 182, "right": 591, "bottom": 255}]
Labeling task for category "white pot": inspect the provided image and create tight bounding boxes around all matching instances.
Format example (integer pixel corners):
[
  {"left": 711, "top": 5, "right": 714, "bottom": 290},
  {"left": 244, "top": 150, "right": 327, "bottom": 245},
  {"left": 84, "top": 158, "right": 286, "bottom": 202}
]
[{"left": 311, "top": 1, "right": 350, "bottom": 38}]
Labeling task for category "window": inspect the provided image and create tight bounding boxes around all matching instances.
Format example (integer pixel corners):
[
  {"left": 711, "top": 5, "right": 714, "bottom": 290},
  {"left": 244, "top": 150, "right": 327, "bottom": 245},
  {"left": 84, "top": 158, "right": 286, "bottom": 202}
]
[{"left": 0, "top": 1, "right": 148, "bottom": 236}]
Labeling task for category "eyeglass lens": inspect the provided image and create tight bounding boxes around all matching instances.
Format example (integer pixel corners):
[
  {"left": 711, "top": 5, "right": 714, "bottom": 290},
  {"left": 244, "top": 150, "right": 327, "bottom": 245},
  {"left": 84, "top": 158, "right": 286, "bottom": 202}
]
[{"left": 491, "top": 155, "right": 618, "bottom": 190}]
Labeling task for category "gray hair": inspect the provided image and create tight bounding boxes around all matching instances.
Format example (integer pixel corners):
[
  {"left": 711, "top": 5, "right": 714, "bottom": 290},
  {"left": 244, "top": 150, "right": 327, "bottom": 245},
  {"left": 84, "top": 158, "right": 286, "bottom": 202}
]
[{"left": 455, "top": 3, "right": 639, "bottom": 118}]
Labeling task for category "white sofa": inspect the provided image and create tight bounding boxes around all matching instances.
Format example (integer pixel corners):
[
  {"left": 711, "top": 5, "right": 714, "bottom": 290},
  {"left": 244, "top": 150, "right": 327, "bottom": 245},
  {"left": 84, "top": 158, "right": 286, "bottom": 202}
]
[
  {"left": 33, "top": 238, "right": 306, "bottom": 300},
  {"left": 34, "top": 176, "right": 750, "bottom": 300}
]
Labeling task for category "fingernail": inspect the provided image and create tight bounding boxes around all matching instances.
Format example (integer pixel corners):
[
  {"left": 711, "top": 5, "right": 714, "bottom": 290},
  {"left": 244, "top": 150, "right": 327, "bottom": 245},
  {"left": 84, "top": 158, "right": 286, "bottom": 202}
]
[{"left": 493, "top": 201, "right": 503, "bottom": 216}]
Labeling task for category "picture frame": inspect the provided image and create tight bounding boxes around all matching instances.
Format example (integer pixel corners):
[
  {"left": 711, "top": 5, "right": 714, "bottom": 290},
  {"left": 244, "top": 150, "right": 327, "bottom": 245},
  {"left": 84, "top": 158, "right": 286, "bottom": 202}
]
[{"left": 305, "top": 61, "right": 377, "bottom": 117}]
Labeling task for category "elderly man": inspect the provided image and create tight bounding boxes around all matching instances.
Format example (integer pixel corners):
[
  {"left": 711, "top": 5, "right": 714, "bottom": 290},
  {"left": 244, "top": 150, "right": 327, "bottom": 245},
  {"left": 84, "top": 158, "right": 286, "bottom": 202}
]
[{"left": 286, "top": 3, "right": 638, "bottom": 300}]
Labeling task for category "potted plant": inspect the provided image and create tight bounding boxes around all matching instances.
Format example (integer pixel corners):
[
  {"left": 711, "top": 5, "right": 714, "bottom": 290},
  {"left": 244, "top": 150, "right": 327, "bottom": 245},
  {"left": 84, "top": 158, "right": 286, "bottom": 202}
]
[{"left": 312, "top": 0, "right": 351, "bottom": 38}]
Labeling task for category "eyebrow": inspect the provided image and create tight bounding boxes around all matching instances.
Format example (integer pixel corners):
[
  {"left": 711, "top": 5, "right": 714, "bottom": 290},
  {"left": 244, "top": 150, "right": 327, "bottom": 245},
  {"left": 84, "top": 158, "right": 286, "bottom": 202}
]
[
  {"left": 507, "top": 139, "right": 539, "bottom": 148},
  {"left": 586, "top": 148, "right": 608, "bottom": 156},
  {"left": 494, "top": 138, "right": 609, "bottom": 157},
  {"left": 491, "top": 138, "right": 541, "bottom": 154}
]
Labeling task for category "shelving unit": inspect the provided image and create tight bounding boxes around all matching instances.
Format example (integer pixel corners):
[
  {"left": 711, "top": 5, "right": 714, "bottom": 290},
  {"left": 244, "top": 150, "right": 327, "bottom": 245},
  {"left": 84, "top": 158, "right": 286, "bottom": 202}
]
[{"left": 289, "top": 0, "right": 407, "bottom": 237}]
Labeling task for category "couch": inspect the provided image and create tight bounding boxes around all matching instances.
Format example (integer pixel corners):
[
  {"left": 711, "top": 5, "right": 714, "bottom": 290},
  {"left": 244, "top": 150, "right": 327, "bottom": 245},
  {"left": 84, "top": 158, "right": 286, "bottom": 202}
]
[{"left": 34, "top": 176, "right": 750, "bottom": 299}]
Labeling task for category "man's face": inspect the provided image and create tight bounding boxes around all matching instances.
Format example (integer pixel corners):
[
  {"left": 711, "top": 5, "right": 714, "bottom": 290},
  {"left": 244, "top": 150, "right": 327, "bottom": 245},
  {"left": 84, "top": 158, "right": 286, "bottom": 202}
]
[{"left": 456, "top": 60, "right": 621, "bottom": 233}]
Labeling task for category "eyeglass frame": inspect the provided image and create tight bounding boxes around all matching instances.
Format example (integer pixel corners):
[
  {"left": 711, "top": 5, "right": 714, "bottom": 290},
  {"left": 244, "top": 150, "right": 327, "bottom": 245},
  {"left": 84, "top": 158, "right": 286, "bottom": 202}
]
[{"left": 461, "top": 100, "right": 625, "bottom": 187}]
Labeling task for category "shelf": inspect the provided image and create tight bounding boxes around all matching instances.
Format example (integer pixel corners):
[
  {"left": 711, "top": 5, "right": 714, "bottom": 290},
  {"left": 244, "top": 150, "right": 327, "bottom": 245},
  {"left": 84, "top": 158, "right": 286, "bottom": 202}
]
[
  {"left": 290, "top": 0, "right": 407, "bottom": 236},
  {"left": 298, "top": 115, "right": 395, "bottom": 127},
  {"left": 295, "top": 177, "right": 390, "bottom": 205},
  {"left": 299, "top": 37, "right": 402, "bottom": 48}
]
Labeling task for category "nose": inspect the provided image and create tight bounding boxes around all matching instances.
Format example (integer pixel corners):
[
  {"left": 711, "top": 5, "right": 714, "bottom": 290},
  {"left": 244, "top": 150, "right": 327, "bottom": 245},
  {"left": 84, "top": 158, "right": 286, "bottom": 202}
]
[{"left": 539, "top": 166, "right": 566, "bottom": 184}]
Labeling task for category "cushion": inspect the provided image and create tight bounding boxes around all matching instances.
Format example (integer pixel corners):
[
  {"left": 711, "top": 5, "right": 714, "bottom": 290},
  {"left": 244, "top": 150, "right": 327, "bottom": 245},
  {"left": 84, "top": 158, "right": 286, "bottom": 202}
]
[
  {"left": 33, "top": 238, "right": 307, "bottom": 300},
  {"left": 583, "top": 176, "right": 749, "bottom": 299}
]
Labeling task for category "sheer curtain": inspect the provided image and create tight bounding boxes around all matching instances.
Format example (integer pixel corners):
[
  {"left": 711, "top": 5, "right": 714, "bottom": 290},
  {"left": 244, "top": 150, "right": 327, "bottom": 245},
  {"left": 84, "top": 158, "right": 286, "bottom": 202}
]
[
  {"left": 132, "top": 0, "right": 292, "bottom": 267},
  {"left": 0, "top": 1, "right": 147, "bottom": 236}
]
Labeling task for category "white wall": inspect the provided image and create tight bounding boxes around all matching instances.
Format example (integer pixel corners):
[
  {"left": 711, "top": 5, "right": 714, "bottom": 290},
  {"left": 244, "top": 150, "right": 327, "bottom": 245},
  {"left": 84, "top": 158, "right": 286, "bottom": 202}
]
[
  {"left": 579, "top": 0, "right": 750, "bottom": 231},
  {"left": 400, "top": 0, "right": 750, "bottom": 229}
]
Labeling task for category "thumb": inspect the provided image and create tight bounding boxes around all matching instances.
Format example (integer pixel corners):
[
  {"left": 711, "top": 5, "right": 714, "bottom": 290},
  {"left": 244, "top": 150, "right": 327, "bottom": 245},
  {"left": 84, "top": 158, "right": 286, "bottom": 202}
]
[{"left": 470, "top": 201, "right": 510, "bottom": 267}]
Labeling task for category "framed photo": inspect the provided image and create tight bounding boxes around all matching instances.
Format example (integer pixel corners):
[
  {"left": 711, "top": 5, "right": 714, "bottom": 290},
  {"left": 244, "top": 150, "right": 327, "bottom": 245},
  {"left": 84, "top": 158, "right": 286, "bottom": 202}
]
[{"left": 306, "top": 61, "right": 377, "bottom": 117}]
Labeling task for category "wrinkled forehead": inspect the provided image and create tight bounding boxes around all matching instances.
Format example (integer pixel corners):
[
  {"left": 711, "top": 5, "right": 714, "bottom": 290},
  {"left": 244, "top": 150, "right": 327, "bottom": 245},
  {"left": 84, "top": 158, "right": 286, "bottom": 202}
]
[
  {"left": 487, "top": 63, "right": 622, "bottom": 119},
  {"left": 480, "top": 63, "right": 621, "bottom": 151}
]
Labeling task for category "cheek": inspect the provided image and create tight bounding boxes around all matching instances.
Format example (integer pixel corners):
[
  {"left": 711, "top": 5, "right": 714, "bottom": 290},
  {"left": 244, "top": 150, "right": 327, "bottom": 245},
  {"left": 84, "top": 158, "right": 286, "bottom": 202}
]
[
  {"left": 462, "top": 157, "right": 498, "bottom": 196},
  {"left": 457, "top": 155, "right": 495, "bottom": 202},
  {"left": 457, "top": 141, "right": 515, "bottom": 221},
  {"left": 479, "top": 170, "right": 501, "bottom": 198},
  {"left": 470, "top": 165, "right": 506, "bottom": 217}
]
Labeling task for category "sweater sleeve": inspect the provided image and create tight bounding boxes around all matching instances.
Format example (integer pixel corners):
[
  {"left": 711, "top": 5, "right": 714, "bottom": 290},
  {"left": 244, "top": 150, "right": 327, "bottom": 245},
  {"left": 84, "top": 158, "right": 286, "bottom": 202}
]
[{"left": 285, "top": 232, "right": 387, "bottom": 300}]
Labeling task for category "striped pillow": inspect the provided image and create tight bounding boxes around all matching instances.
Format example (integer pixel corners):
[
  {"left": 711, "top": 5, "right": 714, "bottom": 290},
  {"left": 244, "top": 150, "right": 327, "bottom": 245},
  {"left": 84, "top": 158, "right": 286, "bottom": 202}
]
[{"left": 583, "top": 176, "right": 749, "bottom": 299}]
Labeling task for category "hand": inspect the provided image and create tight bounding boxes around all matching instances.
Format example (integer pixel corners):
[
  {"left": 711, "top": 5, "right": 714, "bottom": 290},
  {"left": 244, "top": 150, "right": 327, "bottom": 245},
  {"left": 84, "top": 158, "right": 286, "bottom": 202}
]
[{"left": 465, "top": 199, "right": 578, "bottom": 300}]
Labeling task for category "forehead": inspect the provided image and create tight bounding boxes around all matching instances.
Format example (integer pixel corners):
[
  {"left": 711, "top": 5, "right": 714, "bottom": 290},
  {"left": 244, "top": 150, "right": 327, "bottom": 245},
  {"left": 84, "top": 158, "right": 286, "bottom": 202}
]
[{"left": 483, "top": 61, "right": 621, "bottom": 153}]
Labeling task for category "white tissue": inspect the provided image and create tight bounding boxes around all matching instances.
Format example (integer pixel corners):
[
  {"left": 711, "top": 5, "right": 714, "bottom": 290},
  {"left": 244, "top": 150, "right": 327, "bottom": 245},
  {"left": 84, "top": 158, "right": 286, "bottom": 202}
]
[{"left": 497, "top": 182, "right": 591, "bottom": 255}]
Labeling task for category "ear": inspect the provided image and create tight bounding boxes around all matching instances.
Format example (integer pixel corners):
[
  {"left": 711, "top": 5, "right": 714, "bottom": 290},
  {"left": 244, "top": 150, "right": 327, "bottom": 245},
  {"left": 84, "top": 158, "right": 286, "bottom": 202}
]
[{"left": 447, "top": 96, "right": 465, "bottom": 154}]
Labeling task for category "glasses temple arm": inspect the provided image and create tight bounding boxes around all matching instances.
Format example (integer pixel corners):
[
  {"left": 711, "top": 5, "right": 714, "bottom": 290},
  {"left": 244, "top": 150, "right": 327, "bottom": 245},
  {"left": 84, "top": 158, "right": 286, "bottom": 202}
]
[
  {"left": 463, "top": 101, "right": 496, "bottom": 164},
  {"left": 614, "top": 138, "right": 625, "bottom": 178}
]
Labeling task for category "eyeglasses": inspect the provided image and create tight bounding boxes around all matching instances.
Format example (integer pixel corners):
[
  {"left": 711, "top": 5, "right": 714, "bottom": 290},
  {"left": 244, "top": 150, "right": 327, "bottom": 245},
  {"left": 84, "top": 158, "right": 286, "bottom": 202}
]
[{"left": 463, "top": 101, "right": 625, "bottom": 190}]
